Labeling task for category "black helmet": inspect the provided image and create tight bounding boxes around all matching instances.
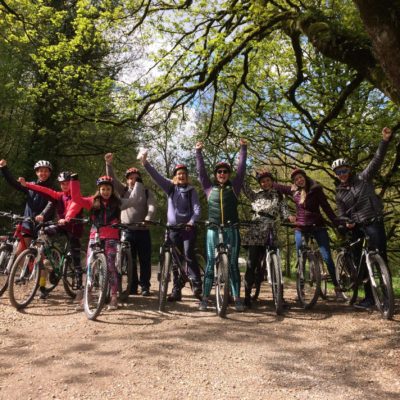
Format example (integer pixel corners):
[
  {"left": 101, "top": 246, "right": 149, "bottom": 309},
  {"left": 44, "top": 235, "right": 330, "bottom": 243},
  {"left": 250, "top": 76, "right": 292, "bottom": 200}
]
[{"left": 57, "top": 171, "right": 72, "bottom": 182}]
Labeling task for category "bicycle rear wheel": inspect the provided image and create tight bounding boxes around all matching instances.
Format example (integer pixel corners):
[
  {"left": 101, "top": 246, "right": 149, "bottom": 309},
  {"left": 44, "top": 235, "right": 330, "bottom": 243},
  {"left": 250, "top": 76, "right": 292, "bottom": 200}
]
[
  {"left": 8, "top": 248, "right": 40, "bottom": 309},
  {"left": 84, "top": 253, "right": 108, "bottom": 320},
  {"left": 195, "top": 249, "right": 205, "bottom": 278},
  {"left": 368, "top": 254, "right": 394, "bottom": 320},
  {"left": 270, "top": 253, "right": 283, "bottom": 315},
  {"left": 158, "top": 250, "right": 171, "bottom": 312},
  {"left": 44, "top": 246, "right": 62, "bottom": 293},
  {"left": 62, "top": 256, "right": 78, "bottom": 299},
  {"left": 296, "top": 253, "right": 321, "bottom": 309},
  {"left": 215, "top": 252, "right": 229, "bottom": 317},
  {"left": 119, "top": 248, "right": 133, "bottom": 298},
  {"left": 0, "top": 245, "right": 13, "bottom": 296},
  {"left": 335, "top": 251, "right": 355, "bottom": 302},
  {"left": 318, "top": 253, "right": 328, "bottom": 300}
]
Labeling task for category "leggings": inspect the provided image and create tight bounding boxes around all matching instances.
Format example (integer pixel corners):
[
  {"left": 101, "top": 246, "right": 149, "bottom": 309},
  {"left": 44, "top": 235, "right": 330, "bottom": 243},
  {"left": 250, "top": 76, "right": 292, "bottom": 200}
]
[{"left": 203, "top": 227, "right": 241, "bottom": 298}]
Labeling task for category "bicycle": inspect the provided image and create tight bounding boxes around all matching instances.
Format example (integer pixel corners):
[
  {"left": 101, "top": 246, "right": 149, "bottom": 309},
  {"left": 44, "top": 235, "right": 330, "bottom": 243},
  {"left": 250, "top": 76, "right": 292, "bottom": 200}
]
[
  {"left": 156, "top": 222, "right": 204, "bottom": 312},
  {"left": 0, "top": 212, "right": 29, "bottom": 297},
  {"left": 244, "top": 217, "right": 285, "bottom": 315},
  {"left": 335, "top": 220, "right": 394, "bottom": 319},
  {"left": 283, "top": 223, "right": 323, "bottom": 309},
  {"left": 8, "top": 221, "right": 79, "bottom": 309}
]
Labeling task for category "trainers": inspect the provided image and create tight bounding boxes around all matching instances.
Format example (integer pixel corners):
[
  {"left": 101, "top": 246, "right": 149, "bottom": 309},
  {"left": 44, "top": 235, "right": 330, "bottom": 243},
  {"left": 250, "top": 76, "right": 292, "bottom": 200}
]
[
  {"left": 107, "top": 295, "right": 118, "bottom": 310},
  {"left": 235, "top": 299, "right": 245, "bottom": 312},
  {"left": 141, "top": 289, "right": 151, "bottom": 297},
  {"left": 244, "top": 297, "right": 252, "bottom": 309},
  {"left": 334, "top": 286, "right": 347, "bottom": 302},
  {"left": 354, "top": 298, "right": 375, "bottom": 310},
  {"left": 39, "top": 286, "right": 49, "bottom": 300},
  {"left": 199, "top": 298, "right": 208, "bottom": 311},
  {"left": 167, "top": 290, "right": 182, "bottom": 302}
]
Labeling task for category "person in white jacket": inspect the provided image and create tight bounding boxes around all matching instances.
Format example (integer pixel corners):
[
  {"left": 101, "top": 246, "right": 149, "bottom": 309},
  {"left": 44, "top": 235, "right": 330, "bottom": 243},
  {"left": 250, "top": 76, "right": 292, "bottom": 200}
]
[{"left": 105, "top": 153, "right": 157, "bottom": 296}]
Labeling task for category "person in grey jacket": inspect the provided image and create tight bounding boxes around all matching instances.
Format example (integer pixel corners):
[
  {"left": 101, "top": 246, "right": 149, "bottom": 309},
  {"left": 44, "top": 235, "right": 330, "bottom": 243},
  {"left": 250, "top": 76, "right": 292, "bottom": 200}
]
[
  {"left": 140, "top": 152, "right": 202, "bottom": 302},
  {"left": 332, "top": 126, "right": 393, "bottom": 309},
  {"left": 105, "top": 153, "right": 157, "bottom": 296}
]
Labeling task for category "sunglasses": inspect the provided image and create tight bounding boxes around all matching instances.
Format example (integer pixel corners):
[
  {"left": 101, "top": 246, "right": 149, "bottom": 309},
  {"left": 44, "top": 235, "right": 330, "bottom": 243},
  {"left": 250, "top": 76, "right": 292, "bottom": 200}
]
[
  {"left": 335, "top": 168, "right": 350, "bottom": 176},
  {"left": 217, "top": 169, "right": 229, "bottom": 175}
]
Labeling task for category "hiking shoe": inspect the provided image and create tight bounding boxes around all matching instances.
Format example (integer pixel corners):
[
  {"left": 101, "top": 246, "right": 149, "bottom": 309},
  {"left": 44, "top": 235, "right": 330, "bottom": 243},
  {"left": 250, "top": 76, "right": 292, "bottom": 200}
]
[
  {"left": 141, "top": 289, "right": 151, "bottom": 297},
  {"left": 39, "top": 286, "right": 49, "bottom": 300},
  {"left": 167, "top": 291, "right": 182, "bottom": 302},
  {"left": 199, "top": 299, "right": 208, "bottom": 311},
  {"left": 107, "top": 295, "right": 118, "bottom": 310},
  {"left": 354, "top": 298, "right": 375, "bottom": 310},
  {"left": 244, "top": 297, "right": 252, "bottom": 309},
  {"left": 235, "top": 300, "right": 245, "bottom": 312}
]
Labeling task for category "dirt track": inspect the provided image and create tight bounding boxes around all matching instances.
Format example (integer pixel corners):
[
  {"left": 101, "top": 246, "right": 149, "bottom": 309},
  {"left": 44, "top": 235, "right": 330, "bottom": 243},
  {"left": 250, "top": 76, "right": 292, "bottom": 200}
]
[{"left": 0, "top": 270, "right": 399, "bottom": 400}]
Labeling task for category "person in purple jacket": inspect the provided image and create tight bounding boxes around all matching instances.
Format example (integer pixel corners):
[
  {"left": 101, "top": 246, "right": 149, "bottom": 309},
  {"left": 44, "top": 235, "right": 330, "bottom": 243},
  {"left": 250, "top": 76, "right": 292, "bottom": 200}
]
[
  {"left": 140, "top": 153, "right": 202, "bottom": 302},
  {"left": 274, "top": 169, "right": 345, "bottom": 300}
]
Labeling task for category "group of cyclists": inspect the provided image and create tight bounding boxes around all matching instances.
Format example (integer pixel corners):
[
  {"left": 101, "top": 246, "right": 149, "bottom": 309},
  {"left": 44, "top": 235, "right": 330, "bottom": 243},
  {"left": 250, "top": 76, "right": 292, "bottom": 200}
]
[{"left": 0, "top": 126, "right": 394, "bottom": 316}]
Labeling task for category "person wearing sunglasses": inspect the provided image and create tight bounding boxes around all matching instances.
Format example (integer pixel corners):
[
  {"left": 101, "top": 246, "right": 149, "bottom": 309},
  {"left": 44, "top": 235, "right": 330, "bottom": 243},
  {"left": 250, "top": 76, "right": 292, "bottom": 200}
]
[
  {"left": 195, "top": 139, "right": 247, "bottom": 312},
  {"left": 333, "top": 126, "right": 393, "bottom": 309}
]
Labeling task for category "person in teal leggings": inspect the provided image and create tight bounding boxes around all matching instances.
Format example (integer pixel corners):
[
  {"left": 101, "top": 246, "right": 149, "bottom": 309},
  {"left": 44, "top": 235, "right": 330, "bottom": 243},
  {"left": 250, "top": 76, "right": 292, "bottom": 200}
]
[{"left": 195, "top": 139, "right": 247, "bottom": 311}]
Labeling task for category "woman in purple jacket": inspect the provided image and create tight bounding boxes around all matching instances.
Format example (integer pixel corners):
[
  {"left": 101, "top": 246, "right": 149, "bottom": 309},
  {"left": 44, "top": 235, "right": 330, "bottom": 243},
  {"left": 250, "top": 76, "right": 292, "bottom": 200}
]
[
  {"left": 274, "top": 169, "right": 345, "bottom": 300},
  {"left": 141, "top": 153, "right": 202, "bottom": 302}
]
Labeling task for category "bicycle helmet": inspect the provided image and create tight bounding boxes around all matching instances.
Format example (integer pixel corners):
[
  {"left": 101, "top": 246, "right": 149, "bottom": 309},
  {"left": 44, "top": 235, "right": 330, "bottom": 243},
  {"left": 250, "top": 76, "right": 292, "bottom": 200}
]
[
  {"left": 213, "top": 162, "right": 231, "bottom": 174},
  {"left": 57, "top": 171, "right": 72, "bottom": 182},
  {"left": 331, "top": 158, "right": 350, "bottom": 171},
  {"left": 290, "top": 168, "right": 306, "bottom": 181},
  {"left": 125, "top": 167, "right": 141, "bottom": 178},
  {"left": 34, "top": 160, "right": 53, "bottom": 171},
  {"left": 96, "top": 175, "right": 113, "bottom": 186},
  {"left": 173, "top": 164, "right": 188, "bottom": 176},
  {"left": 256, "top": 170, "right": 274, "bottom": 182}
]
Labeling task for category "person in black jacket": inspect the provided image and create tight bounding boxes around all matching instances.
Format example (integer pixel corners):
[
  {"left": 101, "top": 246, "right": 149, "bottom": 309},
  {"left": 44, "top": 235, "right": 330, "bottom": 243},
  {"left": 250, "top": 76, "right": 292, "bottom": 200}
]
[{"left": 332, "top": 126, "right": 392, "bottom": 309}]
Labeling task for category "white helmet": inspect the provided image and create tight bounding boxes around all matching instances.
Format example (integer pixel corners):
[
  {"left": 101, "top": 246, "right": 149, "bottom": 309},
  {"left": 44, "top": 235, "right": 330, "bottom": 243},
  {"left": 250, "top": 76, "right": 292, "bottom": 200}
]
[
  {"left": 331, "top": 158, "right": 350, "bottom": 171},
  {"left": 34, "top": 160, "right": 53, "bottom": 171}
]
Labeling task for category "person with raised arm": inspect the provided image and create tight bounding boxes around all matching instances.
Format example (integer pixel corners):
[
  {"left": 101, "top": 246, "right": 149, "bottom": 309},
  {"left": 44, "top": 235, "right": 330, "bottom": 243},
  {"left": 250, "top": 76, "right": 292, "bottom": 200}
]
[
  {"left": 332, "top": 126, "right": 393, "bottom": 309},
  {"left": 195, "top": 139, "right": 247, "bottom": 312}
]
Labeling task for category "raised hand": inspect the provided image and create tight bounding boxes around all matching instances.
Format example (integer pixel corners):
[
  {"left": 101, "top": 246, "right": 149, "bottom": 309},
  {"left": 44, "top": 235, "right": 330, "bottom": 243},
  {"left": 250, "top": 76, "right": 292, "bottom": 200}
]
[
  {"left": 382, "top": 127, "right": 392, "bottom": 141},
  {"left": 17, "top": 177, "right": 26, "bottom": 187},
  {"left": 240, "top": 138, "right": 247, "bottom": 146},
  {"left": 195, "top": 142, "right": 203, "bottom": 151},
  {"left": 104, "top": 153, "right": 113, "bottom": 164},
  {"left": 0, "top": 159, "right": 7, "bottom": 168}
]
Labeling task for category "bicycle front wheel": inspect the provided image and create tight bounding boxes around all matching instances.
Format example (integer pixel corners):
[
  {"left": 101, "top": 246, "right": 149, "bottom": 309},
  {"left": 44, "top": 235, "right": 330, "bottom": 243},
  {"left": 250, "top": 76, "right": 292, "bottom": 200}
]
[
  {"left": 44, "top": 246, "right": 62, "bottom": 293},
  {"left": 270, "top": 253, "right": 283, "bottom": 315},
  {"left": 62, "top": 256, "right": 78, "bottom": 299},
  {"left": 296, "top": 253, "right": 321, "bottom": 309},
  {"left": 215, "top": 252, "right": 229, "bottom": 317},
  {"left": 8, "top": 248, "right": 40, "bottom": 309},
  {"left": 84, "top": 253, "right": 109, "bottom": 320},
  {"left": 158, "top": 250, "right": 171, "bottom": 312},
  {"left": 0, "top": 245, "right": 13, "bottom": 296},
  {"left": 368, "top": 254, "right": 394, "bottom": 320}
]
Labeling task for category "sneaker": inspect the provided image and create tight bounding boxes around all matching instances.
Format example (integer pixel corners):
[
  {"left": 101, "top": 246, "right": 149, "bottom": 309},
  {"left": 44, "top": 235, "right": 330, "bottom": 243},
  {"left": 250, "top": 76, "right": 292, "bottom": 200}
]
[
  {"left": 234, "top": 300, "right": 245, "bottom": 312},
  {"left": 334, "top": 286, "right": 347, "bottom": 302},
  {"left": 130, "top": 288, "right": 139, "bottom": 295},
  {"left": 198, "top": 298, "right": 208, "bottom": 311},
  {"left": 141, "top": 289, "right": 151, "bottom": 297},
  {"left": 39, "top": 286, "right": 49, "bottom": 300},
  {"left": 107, "top": 295, "right": 118, "bottom": 310},
  {"left": 167, "top": 290, "right": 182, "bottom": 302},
  {"left": 354, "top": 298, "right": 375, "bottom": 310},
  {"left": 244, "top": 297, "right": 252, "bottom": 309}
]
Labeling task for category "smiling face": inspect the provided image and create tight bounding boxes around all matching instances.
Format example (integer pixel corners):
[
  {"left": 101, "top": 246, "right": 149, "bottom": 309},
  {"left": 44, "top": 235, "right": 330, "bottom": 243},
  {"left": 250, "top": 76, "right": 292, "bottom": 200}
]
[
  {"left": 59, "top": 181, "right": 70, "bottom": 193},
  {"left": 215, "top": 168, "right": 230, "bottom": 184},
  {"left": 259, "top": 176, "right": 273, "bottom": 190},
  {"left": 126, "top": 173, "right": 139, "bottom": 189},
  {"left": 335, "top": 167, "right": 351, "bottom": 184},
  {"left": 175, "top": 169, "right": 188, "bottom": 185},
  {"left": 293, "top": 173, "right": 306, "bottom": 188},
  {"left": 35, "top": 167, "right": 51, "bottom": 182},
  {"left": 99, "top": 184, "right": 113, "bottom": 199}
]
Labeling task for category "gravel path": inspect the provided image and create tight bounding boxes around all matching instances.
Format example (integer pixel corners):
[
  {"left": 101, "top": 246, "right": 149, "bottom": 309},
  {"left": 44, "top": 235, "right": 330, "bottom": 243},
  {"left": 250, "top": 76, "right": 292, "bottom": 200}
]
[{"left": 0, "top": 270, "right": 399, "bottom": 400}]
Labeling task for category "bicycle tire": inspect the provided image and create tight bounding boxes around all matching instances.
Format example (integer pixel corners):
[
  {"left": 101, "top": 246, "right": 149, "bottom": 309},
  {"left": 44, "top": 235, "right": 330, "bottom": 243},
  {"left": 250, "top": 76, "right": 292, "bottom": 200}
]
[
  {"left": 8, "top": 248, "right": 40, "bottom": 309},
  {"left": 195, "top": 250, "right": 205, "bottom": 278},
  {"left": 44, "top": 246, "right": 62, "bottom": 293},
  {"left": 296, "top": 252, "right": 321, "bottom": 309},
  {"left": 158, "top": 250, "right": 171, "bottom": 312},
  {"left": 270, "top": 253, "right": 284, "bottom": 315},
  {"left": 84, "top": 253, "right": 109, "bottom": 320},
  {"left": 251, "top": 258, "right": 265, "bottom": 301},
  {"left": 335, "top": 251, "right": 356, "bottom": 302},
  {"left": 215, "top": 252, "right": 229, "bottom": 317},
  {"left": 62, "top": 256, "right": 78, "bottom": 299},
  {"left": 119, "top": 248, "right": 133, "bottom": 297},
  {"left": 368, "top": 253, "right": 394, "bottom": 320},
  {"left": 0, "top": 245, "right": 12, "bottom": 296}
]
